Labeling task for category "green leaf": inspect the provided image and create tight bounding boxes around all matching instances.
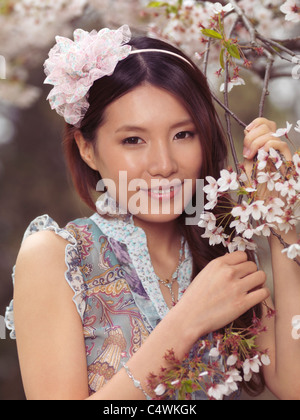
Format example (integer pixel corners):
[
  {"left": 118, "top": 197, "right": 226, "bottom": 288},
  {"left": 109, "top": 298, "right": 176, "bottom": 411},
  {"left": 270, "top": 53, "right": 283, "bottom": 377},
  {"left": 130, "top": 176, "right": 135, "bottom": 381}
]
[
  {"left": 220, "top": 47, "right": 225, "bottom": 70},
  {"left": 201, "top": 28, "right": 223, "bottom": 40},
  {"left": 227, "top": 44, "right": 241, "bottom": 60},
  {"left": 147, "top": 1, "right": 169, "bottom": 8}
]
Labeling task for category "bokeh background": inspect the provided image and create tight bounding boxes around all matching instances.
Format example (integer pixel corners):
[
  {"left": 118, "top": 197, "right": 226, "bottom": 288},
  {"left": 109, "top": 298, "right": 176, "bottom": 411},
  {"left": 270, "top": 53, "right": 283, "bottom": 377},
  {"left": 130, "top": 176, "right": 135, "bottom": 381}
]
[{"left": 0, "top": 0, "right": 299, "bottom": 400}]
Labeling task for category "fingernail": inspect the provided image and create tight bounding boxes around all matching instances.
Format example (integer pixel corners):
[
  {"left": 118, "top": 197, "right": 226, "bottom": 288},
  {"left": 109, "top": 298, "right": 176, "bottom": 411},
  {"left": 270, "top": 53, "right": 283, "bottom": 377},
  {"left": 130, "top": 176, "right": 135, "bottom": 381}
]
[
  {"left": 243, "top": 147, "right": 251, "bottom": 158},
  {"left": 246, "top": 122, "right": 255, "bottom": 131}
]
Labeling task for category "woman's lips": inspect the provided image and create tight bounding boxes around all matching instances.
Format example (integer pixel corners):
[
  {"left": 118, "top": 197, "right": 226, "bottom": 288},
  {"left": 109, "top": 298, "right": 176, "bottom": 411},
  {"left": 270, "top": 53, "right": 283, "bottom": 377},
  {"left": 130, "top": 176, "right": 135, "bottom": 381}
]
[{"left": 142, "top": 182, "right": 183, "bottom": 201}]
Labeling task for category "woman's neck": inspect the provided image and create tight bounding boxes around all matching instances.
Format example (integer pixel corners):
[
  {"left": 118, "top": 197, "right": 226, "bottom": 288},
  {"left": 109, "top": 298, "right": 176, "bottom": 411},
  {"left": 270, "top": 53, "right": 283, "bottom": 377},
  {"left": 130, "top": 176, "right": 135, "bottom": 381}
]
[{"left": 133, "top": 217, "right": 181, "bottom": 254}]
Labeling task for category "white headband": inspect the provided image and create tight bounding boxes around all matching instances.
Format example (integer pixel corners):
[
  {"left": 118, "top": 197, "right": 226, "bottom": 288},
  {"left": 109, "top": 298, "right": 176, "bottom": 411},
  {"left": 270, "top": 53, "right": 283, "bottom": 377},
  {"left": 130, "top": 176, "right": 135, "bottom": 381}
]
[{"left": 130, "top": 48, "right": 193, "bottom": 67}]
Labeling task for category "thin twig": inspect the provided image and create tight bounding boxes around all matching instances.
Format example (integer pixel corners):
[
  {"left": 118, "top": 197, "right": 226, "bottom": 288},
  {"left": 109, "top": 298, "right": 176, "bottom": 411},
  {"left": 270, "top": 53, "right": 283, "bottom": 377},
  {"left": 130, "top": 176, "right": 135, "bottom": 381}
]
[
  {"left": 211, "top": 91, "right": 247, "bottom": 128},
  {"left": 203, "top": 38, "right": 211, "bottom": 77},
  {"left": 229, "top": 0, "right": 257, "bottom": 46},
  {"left": 224, "top": 59, "right": 240, "bottom": 173},
  {"left": 259, "top": 50, "right": 274, "bottom": 117}
]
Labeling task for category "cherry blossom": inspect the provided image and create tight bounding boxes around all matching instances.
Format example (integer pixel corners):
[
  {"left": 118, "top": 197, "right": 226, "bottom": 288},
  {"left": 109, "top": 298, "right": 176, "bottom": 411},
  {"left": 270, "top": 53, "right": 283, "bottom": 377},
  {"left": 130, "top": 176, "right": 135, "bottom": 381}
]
[
  {"left": 257, "top": 171, "right": 281, "bottom": 191},
  {"left": 280, "top": 0, "right": 300, "bottom": 23},
  {"left": 207, "top": 383, "right": 228, "bottom": 400},
  {"left": 217, "top": 169, "right": 240, "bottom": 192},
  {"left": 220, "top": 77, "right": 246, "bottom": 93},
  {"left": 272, "top": 121, "right": 293, "bottom": 138},
  {"left": 282, "top": 243, "right": 300, "bottom": 259},
  {"left": 243, "top": 355, "right": 262, "bottom": 382},
  {"left": 210, "top": 2, "right": 234, "bottom": 15}
]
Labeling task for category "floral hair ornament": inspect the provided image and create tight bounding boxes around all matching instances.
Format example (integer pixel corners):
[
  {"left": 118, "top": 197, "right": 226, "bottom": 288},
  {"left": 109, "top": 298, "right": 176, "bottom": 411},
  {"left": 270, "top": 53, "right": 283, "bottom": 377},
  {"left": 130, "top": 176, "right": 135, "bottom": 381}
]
[
  {"left": 44, "top": 25, "right": 193, "bottom": 127},
  {"left": 44, "top": 25, "right": 132, "bottom": 127}
]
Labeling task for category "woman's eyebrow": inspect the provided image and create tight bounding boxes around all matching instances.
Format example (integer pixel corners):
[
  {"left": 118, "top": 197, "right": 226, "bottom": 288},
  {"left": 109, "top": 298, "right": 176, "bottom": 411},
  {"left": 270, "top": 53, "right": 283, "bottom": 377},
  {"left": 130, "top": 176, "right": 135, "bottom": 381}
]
[{"left": 115, "top": 119, "right": 195, "bottom": 133}]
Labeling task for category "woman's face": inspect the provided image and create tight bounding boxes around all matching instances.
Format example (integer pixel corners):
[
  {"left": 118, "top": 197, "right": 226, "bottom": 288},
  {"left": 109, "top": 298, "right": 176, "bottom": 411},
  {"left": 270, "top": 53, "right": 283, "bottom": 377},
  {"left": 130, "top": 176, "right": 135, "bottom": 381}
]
[{"left": 80, "top": 83, "right": 203, "bottom": 225}]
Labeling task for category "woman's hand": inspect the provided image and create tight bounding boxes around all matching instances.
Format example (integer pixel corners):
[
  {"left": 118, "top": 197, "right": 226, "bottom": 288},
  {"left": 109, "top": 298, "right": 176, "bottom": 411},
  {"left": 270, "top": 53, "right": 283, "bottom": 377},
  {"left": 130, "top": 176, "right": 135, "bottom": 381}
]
[
  {"left": 242, "top": 117, "right": 292, "bottom": 162},
  {"left": 173, "top": 251, "right": 270, "bottom": 342}
]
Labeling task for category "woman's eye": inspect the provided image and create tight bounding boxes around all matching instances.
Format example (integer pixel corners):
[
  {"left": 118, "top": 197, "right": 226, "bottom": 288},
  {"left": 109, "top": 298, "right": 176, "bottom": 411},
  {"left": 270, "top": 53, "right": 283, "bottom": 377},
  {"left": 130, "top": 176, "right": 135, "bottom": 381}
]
[
  {"left": 174, "top": 131, "right": 195, "bottom": 140},
  {"left": 122, "top": 137, "right": 144, "bottom": 145}
]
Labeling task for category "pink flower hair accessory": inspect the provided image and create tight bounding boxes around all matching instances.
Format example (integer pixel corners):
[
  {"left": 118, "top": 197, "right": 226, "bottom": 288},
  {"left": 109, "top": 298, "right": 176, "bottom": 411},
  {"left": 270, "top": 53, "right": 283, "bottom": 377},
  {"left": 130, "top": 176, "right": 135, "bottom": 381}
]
[{"left": 44, "top": 25, "right": 132, "bottom": 127}]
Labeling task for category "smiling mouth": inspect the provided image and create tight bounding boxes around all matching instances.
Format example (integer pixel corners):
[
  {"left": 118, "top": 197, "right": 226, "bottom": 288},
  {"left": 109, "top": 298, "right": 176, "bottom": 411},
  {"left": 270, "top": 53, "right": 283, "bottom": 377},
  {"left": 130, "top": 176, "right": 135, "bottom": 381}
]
[{"left": 142, "top": 182, "right": 183, "bottom": 200}]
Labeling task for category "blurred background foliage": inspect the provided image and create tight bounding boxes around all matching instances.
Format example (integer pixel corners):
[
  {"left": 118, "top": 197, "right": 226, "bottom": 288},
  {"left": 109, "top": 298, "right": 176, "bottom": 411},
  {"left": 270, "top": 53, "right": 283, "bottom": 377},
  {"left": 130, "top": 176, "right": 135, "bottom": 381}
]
[{"left": 0, "top": 0, "right": 299, "bottom": 400}]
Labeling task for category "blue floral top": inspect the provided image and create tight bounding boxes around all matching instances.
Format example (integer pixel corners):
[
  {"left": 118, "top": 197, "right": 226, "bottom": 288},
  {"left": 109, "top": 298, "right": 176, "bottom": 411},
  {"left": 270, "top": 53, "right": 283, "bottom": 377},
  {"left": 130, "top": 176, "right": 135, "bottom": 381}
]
[{"left": 5, "top": 213, "right": 197, "bottom": 396}]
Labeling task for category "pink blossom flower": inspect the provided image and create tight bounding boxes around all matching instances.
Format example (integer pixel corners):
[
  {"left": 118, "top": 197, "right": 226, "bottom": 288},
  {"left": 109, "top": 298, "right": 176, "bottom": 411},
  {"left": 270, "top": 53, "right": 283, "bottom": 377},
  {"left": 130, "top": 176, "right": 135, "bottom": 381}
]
[{"left": 44, "top": 25, "right": 132, "bottom": 126}]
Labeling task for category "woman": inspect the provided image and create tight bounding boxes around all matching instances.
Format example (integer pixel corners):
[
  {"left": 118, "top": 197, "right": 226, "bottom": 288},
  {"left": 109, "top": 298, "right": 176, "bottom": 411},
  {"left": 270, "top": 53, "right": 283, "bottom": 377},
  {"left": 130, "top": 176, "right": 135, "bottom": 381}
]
[{"left": 6, "top": 25, "right": 300, "bottom": 400}]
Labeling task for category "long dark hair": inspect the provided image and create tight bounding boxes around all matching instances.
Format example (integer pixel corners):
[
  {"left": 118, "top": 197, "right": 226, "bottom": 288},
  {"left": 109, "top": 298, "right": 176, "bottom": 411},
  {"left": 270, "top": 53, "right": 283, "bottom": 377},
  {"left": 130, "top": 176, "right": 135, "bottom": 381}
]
[{"left": 63, "top": 36, "right": 264, "bottom": 396}]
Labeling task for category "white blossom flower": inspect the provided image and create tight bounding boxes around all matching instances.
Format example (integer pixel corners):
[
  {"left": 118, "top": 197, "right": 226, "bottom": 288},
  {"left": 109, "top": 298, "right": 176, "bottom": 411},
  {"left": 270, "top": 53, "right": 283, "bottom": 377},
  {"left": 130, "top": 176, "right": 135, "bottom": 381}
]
[
  {"left": 257, "top": 171, "right": 281, "bottom": 191},
  {"left": 210, "top": 2, "right": 234, "bottom": 15},
  {"left": 227, "top": 355, "right": 238, "bottom": 367},
  {"left": 209, "top": 340, "right": 220, "bottom": 358},
  {"left": 272, "top": 121, "right": 293, "bottom": 138},
  {"left": 224, "top": 369, "right": 243, "bottom": 394},
  {"left": 220, "top": 77, "right": 246, "bottom": 93},
  {"left": 217, "top": 169, "right": 239, "bottom": 192},
  {"left": 230, "top": 219, "right": 248, "bottom": 234},
  {"left": 280, "top": 0, "right": 300, "bottom": 23},
  {"left": 254, "top": 223, "right": 273, "bottom": 237},
  {"left": 198, "top": 212, "right": 217, "bottom": 230},
  {"left": 293, "top": 153, "right": 300, "bottom": 175},
  {"left": 207, "top": 383, "right": 227, "bottom": 400},
  {"left": 154, "top": 383, "right": 166, "bottom": 396},
  {"left": 264, "top": 201, "right": 284, "bottom": 223},
  {"left": 275, "top": 179, "right": 298, "bottom": 198},
  {"left": 269, "top": 148, "right": 283, "bottom": 169},
  {"left": 231, "top": 201, "right": 250, "bottom": 223},
  {"left": 261, "top": 354, "right": 271, "bottom": 366},
  {"left": 203, "top": 176, "right": 219, "bottom": 200},
  {"left": 201, "top": 227, "right": 228, "bottom": 246},
  {"left": 227, "top": 236, "right": 257, "bottom": 253},
  {"left": 282, "top": 243, "right": 300, "bottom": 259},
  {"left": 248, "top": 200, "right": 268, "bottom": 221},
  {"left": 257, "top": 148, "right": 270, "bottom": 170},
  {"left": 243, "top": 355, "right": 262, "bottom": 382}
]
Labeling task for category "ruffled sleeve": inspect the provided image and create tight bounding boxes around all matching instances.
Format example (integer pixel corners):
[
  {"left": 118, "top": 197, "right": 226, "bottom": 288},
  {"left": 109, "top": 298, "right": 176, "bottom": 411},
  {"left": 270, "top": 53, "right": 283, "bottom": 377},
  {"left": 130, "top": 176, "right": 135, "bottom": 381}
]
[{"left": 5, "top": 214, "right": 86, "bottom": 339}]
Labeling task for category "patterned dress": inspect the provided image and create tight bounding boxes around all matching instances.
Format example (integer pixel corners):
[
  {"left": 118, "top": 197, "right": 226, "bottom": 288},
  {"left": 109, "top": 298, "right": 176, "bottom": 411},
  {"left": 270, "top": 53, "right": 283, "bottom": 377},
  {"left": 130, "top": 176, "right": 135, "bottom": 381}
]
[{"left": 5, "top": 213, "right": 239, "bottom": 399}]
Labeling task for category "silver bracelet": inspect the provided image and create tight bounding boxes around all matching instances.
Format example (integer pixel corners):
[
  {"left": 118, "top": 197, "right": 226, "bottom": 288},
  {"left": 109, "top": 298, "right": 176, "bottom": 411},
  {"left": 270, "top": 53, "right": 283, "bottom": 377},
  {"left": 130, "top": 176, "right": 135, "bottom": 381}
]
[{"left": 123, "top": 363, "right": 151, "bottom": 400}]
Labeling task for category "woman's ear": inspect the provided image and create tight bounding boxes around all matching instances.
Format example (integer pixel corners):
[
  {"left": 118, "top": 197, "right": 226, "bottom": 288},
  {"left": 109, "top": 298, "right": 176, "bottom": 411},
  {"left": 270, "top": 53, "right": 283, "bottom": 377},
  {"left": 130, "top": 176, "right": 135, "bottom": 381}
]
[{"left": 74, "top": 130, "right": 98, "bottom": 171}]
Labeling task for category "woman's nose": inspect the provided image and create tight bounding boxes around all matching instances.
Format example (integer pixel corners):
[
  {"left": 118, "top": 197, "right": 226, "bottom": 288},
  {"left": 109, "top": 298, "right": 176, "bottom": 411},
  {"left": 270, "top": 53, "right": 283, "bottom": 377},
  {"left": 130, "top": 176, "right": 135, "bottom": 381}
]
[{"left": 147, "top": 140, "right": 178, "bottom": 178}]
